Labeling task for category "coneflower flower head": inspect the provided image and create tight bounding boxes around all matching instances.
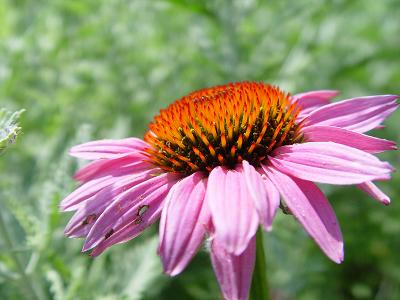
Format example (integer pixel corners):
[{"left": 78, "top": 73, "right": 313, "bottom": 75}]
[
  {"left": 61, "top": 82, "right": 398, "bottom": 300},
  {"left": 145, "top": 82, "right": 303, "bottom": 173}
]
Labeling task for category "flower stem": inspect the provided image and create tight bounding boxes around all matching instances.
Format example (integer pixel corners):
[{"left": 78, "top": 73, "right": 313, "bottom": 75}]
[{"left": 250, "top": 228, "right": 270, "bottom": 300}]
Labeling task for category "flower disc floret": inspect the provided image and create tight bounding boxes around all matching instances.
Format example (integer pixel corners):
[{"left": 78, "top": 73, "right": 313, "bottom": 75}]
[{"left": 144, "top": 82, "right": 303, "bottom": 174}]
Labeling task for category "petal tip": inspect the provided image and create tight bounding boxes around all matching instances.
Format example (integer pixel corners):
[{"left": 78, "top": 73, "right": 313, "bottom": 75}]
[
  {"left": 160, "top": 252, "right": 186, "bottom": 277},
  {"left": 163, "top": 267, "right": 181, "bottom": 277},
  {"left": 69, "top": 147, "right": 83, "bottom": 158},
  {"left": 263, "top": 225, "right": 273, "bottom": 232},
  {"left": 59, "top": 202, "right": 75, "bottom": 212},
  {"left": 384, "top": 163, "right": 396, "bottom": 173},
  {"left": 63, "top": 227, "right": 72, "bottom": 236},
  {"left": 335, "top": 256, "right": 344, "bottom": 264},
  {"left": 332, "top": 245, "right": 344, "bottom": 264},
  {"left": 82, "top": 240, "right": 96, "bottom": 252},
  {"left": 325, "top": 90, "right": 340, "bottom": 98}
]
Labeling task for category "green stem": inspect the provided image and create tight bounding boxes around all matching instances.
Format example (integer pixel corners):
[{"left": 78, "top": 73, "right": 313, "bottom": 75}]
[
  {"left": 249, "top": 228, "right": 270, "bottom": 300},
  {"left": 0, "top": 209, "right": 41, "bottom": 300}
]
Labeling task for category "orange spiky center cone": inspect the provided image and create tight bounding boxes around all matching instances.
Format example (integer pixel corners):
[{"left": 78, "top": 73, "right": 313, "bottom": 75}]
[{"left": 144, "top": 81, "right": 303, "bottom": 174}]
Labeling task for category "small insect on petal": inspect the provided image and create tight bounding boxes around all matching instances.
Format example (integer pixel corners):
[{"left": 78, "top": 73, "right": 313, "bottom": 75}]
[
  {"left": 133, "top": 217, "right": 142, "bottom": 225},
  {"left": 81, "top": 214, "right": 97, "bottom": 226},
  {"left": 138, "top": 204, "right": 149, "bottom": 216},
  {"left": 132, "top": 204, "right": 150, "bottom": 225},
  {"left": 105, "top": 229, "right": 114, "bottom": 240},
  {"left": 279, "top": 201, "right": 292, "bottom": 215}
]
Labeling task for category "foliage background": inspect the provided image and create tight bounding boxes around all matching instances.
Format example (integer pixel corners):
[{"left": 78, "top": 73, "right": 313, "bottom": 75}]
[{"left": 1, "top": 0, "right": 399, "bottom": 299}]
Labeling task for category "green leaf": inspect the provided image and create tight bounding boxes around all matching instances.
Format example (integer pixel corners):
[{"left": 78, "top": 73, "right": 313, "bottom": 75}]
[{"left": 0, "top": 108, "right": 25, "bottom": 154}]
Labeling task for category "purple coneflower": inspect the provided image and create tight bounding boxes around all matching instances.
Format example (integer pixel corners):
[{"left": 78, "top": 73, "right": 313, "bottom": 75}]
[{"left": 61, "top": 82, "right": 398, "bottom": 300}]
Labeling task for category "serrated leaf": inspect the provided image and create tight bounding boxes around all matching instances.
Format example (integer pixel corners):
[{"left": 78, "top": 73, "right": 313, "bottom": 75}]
[{"left": 0, "top": 108, "right": 25, "bottom": 154}]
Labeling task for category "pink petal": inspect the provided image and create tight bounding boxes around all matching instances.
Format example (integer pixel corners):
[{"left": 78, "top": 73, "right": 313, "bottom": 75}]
[
  {"left": 159, "top": 172, "right": 210, "bottom": 276},
  {"left": 60, "top": 175, "right": 131, "bottom": 212},
  {"left": 303, "top": 125, "right": 397, "bottom": 154},
  {"left": 270, "top": 142, "right": 393, "bottom": 185},
  {"left": 242, "top": 160, "right": 279, "bottom": 231},
  {"left": 70, "top": 138, "right": 149, "bottom": 160},
  {"left": 262, "top": 165, "right": 343, "bottom": 263},
  {"left": 210, "top": 236, "right": 255, "bottom": 300},
  {"left": 90, "top": 189, "right": 166, "bottom": 257},
  {"left": 303, "top": 95, "right": 398, "bottom": 133},
  {"left": 60, "top": 168, "right": 159, "bottom": 211},
  {"left": 357, "top": 181, "right": 391, "bottom": 205},
  {"left": 293, "top": 90, "right": 339, "bottom": 104},
  {"left": 64, "top": 173, "right": 152, "bottom": 237},
  {"left": 293, "top": 90, "right": 339, "bottom": 117},
  {"left": 82, "top": 173, "right": 179, "bottom": 251},
  {"left": 205, "top": 166, "right": 259, "bottom": 255},
  {"left": 74, "top": 154, "right": 150, "bottom": 182},
  {"left": 89, "top": 186, "right": 168, "bottom": 257}
]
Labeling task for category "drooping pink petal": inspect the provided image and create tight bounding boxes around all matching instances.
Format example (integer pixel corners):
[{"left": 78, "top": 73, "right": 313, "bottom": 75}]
[
  {"left": 242, "top": 160, "right": 279, "bottom": 231},
  {"left": 262, "top": 165, "right": 343, "bottom": 263},
  {"left": 70, "top": 138, "right": 149, "bottom": 160},
  {"left": 82, "top": 173, "right": 180, "bottom": 251},
  {"left": 357, "top": 181, "right": 391, "bottom": 205},
  {"left": 293, "top": 90, "right": 339, "bottom": 118},
  {"left": 60, "top": 168, "right": 160, "bottom": 211},
  {"left": 270, "top": 142, "right": 393, "bottom": 185},
  {"left": 159, "top": 172, "right": 210, "bottom": 276},
  {"left": 64, "top": 173, "right": 154, "bottom": 237},
  {"left": 60, "top": 175, "right": 131, "bottom": 212},
  {"left": 303, "top": 95, "right": 399, "bottom": 133},
  {"left": 89, "top": 184, "right": 171, "bottom": 257},
  {"left": 205, "top": 166, "right": 259, "bottom": 255},
  {"left": 206, "top": 167, "right": 259, "bottom": 255},
  {"left": 210, "top": 236, "right": 255, "bottom": 300},
  {"left": 74, "top": 154, "right": 150, "bottom": 182},
  {"left": 303, "top": 125, "right": 397, "bottom": 154}
]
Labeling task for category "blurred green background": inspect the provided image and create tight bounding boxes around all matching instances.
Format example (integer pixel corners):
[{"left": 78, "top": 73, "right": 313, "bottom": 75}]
[{"left": 1, "top": 0, "right": 399, "bottom": 299}]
